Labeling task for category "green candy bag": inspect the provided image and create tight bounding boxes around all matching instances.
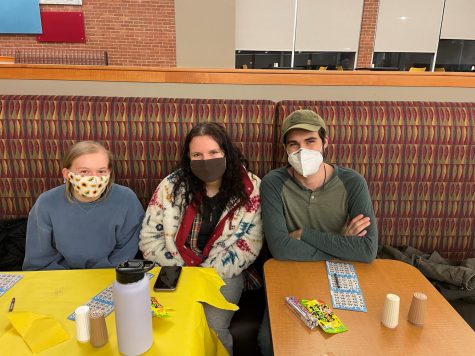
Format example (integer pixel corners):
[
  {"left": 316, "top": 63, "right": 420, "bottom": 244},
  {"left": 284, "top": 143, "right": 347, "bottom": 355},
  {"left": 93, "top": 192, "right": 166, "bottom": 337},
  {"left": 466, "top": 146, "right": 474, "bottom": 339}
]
[{"left": 301, "top": 299, "right": 348, "bottom": 334}]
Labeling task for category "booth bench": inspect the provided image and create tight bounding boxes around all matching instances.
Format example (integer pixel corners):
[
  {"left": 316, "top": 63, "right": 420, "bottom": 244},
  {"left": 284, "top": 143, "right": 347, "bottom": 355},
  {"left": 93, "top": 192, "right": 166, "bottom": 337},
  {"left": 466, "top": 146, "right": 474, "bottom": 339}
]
[{"left": 1, "top": 95, "right": 474, "bottom": 354}]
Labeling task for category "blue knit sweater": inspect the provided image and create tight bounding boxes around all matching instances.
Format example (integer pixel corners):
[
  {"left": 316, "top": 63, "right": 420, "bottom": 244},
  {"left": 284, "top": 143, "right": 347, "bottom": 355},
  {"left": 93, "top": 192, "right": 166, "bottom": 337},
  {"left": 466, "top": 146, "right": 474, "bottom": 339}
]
[{"left": 23, "top": 184, "right": 144, "bottom": 270}]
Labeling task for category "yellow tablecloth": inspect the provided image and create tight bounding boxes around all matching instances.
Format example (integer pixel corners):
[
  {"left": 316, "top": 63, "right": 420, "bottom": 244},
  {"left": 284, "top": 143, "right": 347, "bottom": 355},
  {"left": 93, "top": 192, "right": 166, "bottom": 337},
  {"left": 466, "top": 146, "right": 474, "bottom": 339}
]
[{"left": 0, "top": 267, "right": 237, "bottom": 355}]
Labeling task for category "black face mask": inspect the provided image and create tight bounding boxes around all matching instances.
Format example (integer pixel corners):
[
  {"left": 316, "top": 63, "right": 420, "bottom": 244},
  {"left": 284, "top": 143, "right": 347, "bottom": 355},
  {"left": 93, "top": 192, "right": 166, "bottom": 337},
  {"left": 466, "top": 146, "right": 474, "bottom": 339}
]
[{"left": 190, "top": 157, "right": 226, "bottom": 183}]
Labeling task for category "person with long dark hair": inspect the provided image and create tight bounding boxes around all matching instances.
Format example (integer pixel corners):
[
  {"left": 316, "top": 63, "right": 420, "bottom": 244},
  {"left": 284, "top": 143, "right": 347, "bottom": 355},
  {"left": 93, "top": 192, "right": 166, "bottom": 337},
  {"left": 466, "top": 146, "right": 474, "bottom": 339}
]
[{"left": 140, "top": 122, "right": 263, "bottom": 354}]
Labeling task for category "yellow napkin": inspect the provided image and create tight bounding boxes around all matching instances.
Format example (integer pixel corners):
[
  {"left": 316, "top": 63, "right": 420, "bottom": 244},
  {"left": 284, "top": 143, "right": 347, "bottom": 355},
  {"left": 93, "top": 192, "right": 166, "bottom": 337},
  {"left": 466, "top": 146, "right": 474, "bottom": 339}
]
[
  {"left": 6, "top": 311, "right": 69, "bottom": 353},
  {"left": 193, "top": 268, "right": 239, "bottom": 311}
]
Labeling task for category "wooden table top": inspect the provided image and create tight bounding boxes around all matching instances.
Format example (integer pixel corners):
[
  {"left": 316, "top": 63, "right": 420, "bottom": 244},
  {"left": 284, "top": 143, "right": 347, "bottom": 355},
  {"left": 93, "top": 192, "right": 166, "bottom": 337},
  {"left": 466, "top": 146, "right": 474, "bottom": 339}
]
[{"left": 264, "top": 259, "right": 475, "bottom": 356}]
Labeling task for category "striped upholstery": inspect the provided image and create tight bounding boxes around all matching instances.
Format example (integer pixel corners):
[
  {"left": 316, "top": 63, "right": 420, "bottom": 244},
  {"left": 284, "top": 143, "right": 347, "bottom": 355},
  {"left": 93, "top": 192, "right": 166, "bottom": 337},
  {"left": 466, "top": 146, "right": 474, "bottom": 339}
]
[
  {"left": 0, "top": 96, "right": 275, "bottom": 220},
  {"left": 1, "top": 95, "right": 473, "bottom": 259},
  {"left": 275, "top": 101, "right": 475, "bottom": 260},
  {"left": 156, "top": 98, "right": 275, "bottom": 178}
]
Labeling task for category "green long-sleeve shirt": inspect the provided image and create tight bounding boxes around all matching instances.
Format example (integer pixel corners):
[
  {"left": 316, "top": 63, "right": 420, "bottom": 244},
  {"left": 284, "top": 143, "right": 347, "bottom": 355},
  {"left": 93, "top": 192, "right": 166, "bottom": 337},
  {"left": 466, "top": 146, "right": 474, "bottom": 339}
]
[{"left": 261, "top": 165, "right": 378, "bottom": 263}]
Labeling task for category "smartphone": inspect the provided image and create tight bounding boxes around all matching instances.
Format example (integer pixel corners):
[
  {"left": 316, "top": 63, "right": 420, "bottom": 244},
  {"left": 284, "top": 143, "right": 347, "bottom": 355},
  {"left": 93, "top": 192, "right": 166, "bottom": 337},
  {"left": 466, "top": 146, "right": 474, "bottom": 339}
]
[{"left": 153, "top": 266, "right": 182, "bottom": 291}]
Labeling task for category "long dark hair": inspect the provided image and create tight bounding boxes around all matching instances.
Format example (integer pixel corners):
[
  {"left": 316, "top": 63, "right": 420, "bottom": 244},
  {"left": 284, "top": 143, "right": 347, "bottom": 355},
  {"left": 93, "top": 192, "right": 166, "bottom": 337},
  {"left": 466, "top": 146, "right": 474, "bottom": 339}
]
[{"left": 171, "top": 122, "right": 249, "bottom": 210}]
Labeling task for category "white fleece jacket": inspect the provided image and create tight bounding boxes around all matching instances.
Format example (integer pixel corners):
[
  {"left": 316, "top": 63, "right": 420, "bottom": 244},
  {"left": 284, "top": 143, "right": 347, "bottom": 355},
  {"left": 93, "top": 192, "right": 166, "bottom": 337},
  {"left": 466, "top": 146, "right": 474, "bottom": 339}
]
[{"left": 139, "top": 170, "right": 263, "bottom": 279}]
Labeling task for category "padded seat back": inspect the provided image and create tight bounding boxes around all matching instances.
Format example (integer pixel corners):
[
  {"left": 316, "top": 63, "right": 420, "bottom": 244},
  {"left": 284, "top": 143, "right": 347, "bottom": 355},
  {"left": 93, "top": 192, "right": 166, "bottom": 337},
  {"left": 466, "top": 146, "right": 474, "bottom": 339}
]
[{"left": 275, "top": 100, "right": 475, "bottom": 260}]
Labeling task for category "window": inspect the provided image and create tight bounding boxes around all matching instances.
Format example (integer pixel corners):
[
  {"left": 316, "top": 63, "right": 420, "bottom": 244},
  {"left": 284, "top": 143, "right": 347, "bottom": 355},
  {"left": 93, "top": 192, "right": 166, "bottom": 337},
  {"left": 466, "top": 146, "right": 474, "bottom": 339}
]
[
  {"left": 235, "top": 51, "right": 292, "bottom": 69},
  {"left": 435, "top": 40, "right": 475, "bottom": 72},
  {"left": 372, "top": 52, "right": 434, "bottom": 71},
  {"left": 235, "top": 50, "right": 355, "bottom": 70},
  {"left": 293, "top": 52, "right": 355, "bottom": 70}
]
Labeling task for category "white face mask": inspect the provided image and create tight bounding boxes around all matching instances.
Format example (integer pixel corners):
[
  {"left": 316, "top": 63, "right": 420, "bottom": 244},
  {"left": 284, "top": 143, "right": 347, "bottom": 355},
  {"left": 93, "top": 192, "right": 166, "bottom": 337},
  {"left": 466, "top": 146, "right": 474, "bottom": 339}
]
[
  {"left": 67, "top": 172, "right": 110, "bottom": 199},
  {"left": 288, "top": 148, "right": 323, "bottom": 177}
]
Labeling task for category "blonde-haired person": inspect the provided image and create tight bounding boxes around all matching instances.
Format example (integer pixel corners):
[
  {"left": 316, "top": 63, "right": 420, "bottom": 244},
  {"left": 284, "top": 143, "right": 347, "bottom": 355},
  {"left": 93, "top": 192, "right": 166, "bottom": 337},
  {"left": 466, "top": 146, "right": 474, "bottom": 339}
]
[{"left": 23, "top": 141, "right": 144, "bottom": 270}]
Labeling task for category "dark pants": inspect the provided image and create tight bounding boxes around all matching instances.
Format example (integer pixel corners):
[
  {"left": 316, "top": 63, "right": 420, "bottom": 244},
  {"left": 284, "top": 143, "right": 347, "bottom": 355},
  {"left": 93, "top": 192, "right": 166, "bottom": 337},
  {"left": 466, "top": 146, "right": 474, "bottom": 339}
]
[{"left": 257, "top": 307, "right": 273, "bottom": 356}]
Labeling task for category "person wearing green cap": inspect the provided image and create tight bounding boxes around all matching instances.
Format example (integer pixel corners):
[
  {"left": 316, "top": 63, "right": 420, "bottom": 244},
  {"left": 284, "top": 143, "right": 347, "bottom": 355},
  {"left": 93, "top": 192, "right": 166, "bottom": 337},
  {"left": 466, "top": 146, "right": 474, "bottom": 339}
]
[
  {"left": 258, "top": 109, "right": 378, "bottom": 355},
  {"left": 262, "top": 109, "right": 377, "bottom": 262}
]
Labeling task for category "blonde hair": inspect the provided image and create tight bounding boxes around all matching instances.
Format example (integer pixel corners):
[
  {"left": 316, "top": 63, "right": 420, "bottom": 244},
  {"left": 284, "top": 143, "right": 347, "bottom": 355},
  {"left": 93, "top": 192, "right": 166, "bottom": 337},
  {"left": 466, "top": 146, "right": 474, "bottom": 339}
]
[{"left": 63, "top": 141, "right": 114, "bottom": 201}]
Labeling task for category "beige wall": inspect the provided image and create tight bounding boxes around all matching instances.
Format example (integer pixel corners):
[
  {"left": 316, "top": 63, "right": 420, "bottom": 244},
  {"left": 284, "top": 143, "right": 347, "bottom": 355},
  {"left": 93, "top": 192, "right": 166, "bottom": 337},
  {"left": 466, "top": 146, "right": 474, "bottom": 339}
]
[
  {"left": 441, "top": 0, "right": 475, "bottom": 40},
  {"left": 175, "top": 0, "right": 235, "bottom": 68},
  {"left": 1, "top": 79, "right": 474, "bottom": 102},
  {"left": 236, "top": 0, "right": 296, "bottom": 51},
  {"left": 374, "top": 0, "right": 445, "bottom": 53},
  {"left": 295, "top": 0, "right": 364, "bottom": 52},
  {"left": 236, "top": 0, "right": 365, "bottom": 52}
]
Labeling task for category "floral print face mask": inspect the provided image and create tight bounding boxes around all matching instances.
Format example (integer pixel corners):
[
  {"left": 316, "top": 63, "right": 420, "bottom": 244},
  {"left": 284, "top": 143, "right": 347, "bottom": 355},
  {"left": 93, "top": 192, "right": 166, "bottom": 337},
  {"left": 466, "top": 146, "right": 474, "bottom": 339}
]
[{"left": 67, "top": 171, "right": 110, "bottom": 199}]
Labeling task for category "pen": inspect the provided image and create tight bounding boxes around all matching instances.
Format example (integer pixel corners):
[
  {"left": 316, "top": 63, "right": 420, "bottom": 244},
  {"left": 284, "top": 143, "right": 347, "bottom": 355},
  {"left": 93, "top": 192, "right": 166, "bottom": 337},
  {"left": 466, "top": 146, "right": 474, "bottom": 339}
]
[
  {"left": 9, "top": 297, "right": 15, "bottom": 312},
  {"left": 334, "top": 274, "right": 341, "bottom": 289}
]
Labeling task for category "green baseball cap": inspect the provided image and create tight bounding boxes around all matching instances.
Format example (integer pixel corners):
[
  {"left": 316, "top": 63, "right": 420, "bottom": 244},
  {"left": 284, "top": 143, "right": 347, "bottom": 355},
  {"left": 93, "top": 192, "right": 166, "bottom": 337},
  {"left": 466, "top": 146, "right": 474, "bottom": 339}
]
[{"left": 281, "top": 110, "right": 326, "bottom": 142}]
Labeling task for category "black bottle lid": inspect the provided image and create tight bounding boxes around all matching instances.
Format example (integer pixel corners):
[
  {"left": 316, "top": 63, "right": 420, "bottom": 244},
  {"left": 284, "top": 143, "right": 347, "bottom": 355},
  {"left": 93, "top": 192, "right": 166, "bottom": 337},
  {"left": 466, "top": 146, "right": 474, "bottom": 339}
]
[{"left": 115, "top": 259, "right": 155, "bottom": 284}]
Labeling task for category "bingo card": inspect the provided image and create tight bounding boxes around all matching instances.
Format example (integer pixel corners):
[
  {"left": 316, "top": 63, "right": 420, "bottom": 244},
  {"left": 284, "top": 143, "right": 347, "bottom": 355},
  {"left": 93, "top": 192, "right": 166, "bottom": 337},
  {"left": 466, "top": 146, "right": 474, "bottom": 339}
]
[
  {"left": 326, "top": 261, "right": 367, "bottom": 312},
  {"left": 68, "top": 272, "right": 154, "bottom": 320},
  {"left": 0, "top": 274, "right": 23, "bottom": 297}
]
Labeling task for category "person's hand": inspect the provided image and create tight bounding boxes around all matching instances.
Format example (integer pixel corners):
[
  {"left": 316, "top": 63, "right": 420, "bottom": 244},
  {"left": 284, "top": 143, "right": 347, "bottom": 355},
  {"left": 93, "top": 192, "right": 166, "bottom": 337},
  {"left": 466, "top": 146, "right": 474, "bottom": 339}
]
[
  {"left": 289, "top": 229, "right": 303, "bottom": 240},
  {"left": 342, "top": 214, "right": 370, "bottom": 237}
]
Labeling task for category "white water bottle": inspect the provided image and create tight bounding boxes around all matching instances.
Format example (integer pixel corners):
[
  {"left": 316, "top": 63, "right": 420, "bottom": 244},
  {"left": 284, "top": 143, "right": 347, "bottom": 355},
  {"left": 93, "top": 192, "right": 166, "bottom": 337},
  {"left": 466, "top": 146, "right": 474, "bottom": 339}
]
[{"left": 113, "top": 260, "right": 154, "bottom": 355}]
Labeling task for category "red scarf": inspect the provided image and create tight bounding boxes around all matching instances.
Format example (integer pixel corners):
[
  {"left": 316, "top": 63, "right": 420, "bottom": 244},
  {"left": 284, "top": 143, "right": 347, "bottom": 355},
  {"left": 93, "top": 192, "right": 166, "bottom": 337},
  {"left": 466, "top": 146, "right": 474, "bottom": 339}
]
[{"left": 175, "top": 166, "right": 254, "bottom": 266}]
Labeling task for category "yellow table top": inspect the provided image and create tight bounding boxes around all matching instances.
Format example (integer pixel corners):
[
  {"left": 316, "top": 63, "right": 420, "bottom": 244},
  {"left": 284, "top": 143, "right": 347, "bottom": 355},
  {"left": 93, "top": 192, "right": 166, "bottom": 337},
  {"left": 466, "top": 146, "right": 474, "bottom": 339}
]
[{"left": 0, "top": 267, "right": 236, "bottom": 355}]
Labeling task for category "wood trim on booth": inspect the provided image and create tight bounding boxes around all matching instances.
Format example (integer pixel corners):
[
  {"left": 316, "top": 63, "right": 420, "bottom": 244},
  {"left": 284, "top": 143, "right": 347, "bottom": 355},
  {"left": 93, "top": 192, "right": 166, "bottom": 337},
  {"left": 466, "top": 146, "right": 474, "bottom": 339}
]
[{"left": 0, "top": 64, "right": 474, "bottom": 87}]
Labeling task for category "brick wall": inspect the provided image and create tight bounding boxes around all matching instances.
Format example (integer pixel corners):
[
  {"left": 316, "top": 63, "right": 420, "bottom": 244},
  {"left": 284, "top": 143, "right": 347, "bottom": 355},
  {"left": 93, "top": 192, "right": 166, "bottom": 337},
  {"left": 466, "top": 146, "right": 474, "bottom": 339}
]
[
  {"left": 357, "top": 0, "right": 379, "bottom": 68},
  {"left": 0, "top": 1, "right": 176, "bottom": 67},
  {"left": 0, "top": 1, "right": 381, "bottom": 69}
]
